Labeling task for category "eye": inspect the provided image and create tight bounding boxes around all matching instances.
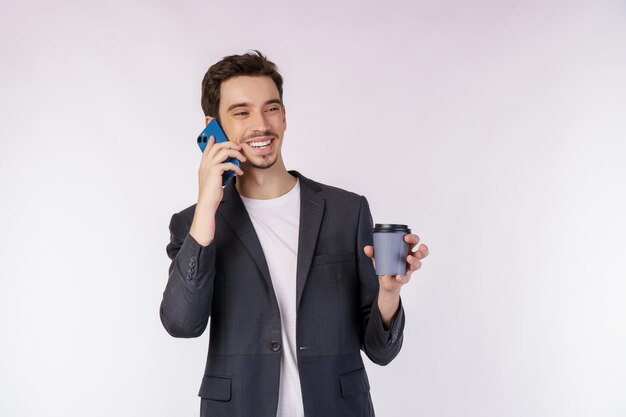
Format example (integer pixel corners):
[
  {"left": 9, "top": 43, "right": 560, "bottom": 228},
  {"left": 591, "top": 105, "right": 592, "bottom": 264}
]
[
  {"left": 234, "top": 111, "right": 249, "bottom": 116},
  {"left": 267, "top": 106, "right": 280, "bottom": 112}
]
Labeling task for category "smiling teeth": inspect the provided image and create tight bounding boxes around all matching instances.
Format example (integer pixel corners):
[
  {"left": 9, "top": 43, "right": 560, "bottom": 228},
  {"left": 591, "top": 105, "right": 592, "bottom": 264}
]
[{"left": 249, "top": 139, "right": 272, "bottom": 148}]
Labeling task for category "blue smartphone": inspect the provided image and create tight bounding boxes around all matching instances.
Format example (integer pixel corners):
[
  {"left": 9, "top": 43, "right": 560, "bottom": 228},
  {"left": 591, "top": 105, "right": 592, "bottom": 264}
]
[{"left": 197, "top": 119, "right": 241, "bottom": 186}]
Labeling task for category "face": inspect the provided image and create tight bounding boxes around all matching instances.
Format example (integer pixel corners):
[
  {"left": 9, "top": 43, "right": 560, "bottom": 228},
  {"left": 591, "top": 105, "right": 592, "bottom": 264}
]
[{"left": 215, "top": 75, "right": 287, "bottom": 170}]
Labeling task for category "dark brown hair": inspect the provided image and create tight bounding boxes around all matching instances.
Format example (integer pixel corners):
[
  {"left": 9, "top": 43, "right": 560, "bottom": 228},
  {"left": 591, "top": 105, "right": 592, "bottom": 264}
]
[{"left": 201, "top": 50, "right": 284, "bottom": 121}]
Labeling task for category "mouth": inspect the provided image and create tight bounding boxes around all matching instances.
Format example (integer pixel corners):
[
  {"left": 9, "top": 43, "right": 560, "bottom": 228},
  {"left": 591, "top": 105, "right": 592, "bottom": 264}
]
[{"left": 244, "top": 136, "right": 275, "bottom": 154}]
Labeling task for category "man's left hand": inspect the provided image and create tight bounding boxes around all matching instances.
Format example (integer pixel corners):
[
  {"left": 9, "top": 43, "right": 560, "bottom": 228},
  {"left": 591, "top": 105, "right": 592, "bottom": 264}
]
[{"left": 364, "top": 233, "right": 429, "bottom": 293}]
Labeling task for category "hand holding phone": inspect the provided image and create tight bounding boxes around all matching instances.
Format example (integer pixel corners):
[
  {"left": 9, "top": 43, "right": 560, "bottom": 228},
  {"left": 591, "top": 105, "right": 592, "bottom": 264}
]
[
  {"left": 197, "top": 119, "right": 242, "bottom": 186},
  {"left": 190, "top": 120, "right": 245, "bottom": 246}
]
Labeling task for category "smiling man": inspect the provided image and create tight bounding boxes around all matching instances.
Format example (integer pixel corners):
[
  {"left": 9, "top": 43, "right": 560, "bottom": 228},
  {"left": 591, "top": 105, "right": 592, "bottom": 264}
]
[{"left": 160, "top": 50, "right": 429, "bottom": 417}]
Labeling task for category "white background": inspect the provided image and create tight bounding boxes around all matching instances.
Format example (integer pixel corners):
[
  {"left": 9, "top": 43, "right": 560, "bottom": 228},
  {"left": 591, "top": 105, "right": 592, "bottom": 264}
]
[{"left": 1, "top": 0, "right": 625, "bottom": 416}]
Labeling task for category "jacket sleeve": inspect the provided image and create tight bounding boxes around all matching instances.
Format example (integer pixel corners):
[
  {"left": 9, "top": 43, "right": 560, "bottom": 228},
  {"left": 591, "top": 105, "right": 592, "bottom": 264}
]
[
  {"left": 356, "top": 196, "right": 406, "bottom": 365},
  {"left": 159, "top": 211, "right": 216, "bottom": 338}
]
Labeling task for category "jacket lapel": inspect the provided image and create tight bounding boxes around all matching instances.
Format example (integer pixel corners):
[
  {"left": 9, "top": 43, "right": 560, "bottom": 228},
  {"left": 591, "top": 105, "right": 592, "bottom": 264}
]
[
  {"left": 292, "top": 171, "right": 325, "bottom": 310},
  {"left": 218, "top": 179, "right": 273, "bottom": 291}
]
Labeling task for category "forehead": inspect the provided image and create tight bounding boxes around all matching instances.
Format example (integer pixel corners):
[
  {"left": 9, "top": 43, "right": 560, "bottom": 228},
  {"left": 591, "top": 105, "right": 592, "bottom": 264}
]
[{"left": 219, "top": 76, "right": 280, "bottom": 109}]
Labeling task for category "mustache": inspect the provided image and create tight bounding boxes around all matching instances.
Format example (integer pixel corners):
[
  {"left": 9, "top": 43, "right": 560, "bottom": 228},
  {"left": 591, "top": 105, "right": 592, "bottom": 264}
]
[{"left": 243, "top": 130, "right": 277, "bottom": 140}]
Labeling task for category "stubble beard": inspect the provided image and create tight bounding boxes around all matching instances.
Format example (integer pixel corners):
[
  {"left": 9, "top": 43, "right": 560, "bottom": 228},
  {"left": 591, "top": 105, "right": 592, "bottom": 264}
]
[{"left": 248, "top": 154, "right": 278, "bottom": 170}]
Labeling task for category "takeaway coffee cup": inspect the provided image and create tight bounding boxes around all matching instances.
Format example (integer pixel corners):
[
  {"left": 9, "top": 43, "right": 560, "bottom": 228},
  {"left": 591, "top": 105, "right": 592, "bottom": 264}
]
[{"left": 372, "top": 224, "right": 411, "bottom": 276}]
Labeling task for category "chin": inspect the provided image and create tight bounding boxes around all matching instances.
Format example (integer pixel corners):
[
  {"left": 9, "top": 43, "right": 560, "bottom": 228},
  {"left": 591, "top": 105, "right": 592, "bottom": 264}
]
[
  {"left": 249, "top": 157, "right": 278, "bottom": 170},
  {"left": 254, "top": 161, "right": 278, "bottom": 170}
]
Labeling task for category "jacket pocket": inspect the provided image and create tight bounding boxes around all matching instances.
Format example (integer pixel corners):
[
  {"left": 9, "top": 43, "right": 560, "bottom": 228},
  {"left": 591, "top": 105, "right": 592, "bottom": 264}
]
[
  {"left": 313, "top": 250, "right": 353, "bottom": 266},
  {"left": 198, "top": 375, "right": 231, "bottom": 401},
  {"left": 339, "top": 367, "right": 370, "bottom": 398}
]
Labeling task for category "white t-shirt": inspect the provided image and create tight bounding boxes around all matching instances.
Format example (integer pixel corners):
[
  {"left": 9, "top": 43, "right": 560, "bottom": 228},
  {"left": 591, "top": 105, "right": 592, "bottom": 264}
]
[{"left": 240, "top": 179, "right": 304, "bottom": 417}]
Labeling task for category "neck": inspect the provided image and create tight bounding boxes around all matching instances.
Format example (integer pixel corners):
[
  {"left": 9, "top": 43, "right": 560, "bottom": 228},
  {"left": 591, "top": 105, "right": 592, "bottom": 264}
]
[{"left": 235, "top": 158, "right": 297, "bottom": 199}]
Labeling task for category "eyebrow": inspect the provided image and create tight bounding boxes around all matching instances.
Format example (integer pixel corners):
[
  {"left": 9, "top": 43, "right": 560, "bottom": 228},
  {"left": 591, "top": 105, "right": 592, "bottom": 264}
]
[{"left": 227, "top": 99, "right": 282, "bottom": 112}]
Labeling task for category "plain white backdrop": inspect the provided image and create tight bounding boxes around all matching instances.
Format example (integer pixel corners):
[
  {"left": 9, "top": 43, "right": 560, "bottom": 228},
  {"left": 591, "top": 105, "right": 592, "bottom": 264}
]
[{"left": 1, "top": 0, "right": 625, "bottom": 416}]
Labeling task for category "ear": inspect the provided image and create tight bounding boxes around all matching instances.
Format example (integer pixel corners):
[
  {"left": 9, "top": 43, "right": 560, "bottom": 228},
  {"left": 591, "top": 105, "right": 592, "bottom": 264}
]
[{"left": 205, "top": 115, "right": 214, "bottom": 126}]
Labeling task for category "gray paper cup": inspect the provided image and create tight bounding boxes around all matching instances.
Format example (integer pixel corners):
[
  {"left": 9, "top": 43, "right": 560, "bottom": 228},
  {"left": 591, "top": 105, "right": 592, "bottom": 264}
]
[{"left": 372, "top": 224, "right": 411, "bottom": 276}]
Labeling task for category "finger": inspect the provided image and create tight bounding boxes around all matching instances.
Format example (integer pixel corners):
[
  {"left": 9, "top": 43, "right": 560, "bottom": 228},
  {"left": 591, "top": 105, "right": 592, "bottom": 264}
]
[
  {"left": 217, "top": 162, "right": 244, "bottom": 176},
  {"left": 417, "top": 243, "right": 429, "bottom": 259},
  {"left": 363, "top": 245, "right": 374, "bottom": 259},
  {"left": 213, "top": 148, "right": 247, "bottom": 164},
  {"left": 410, "top": 243, "right": 428, "bottom": 260},
  {"left": 379, "top": 274, "right": 410, "bottom": 286},
  {"left": 410, "top": 245, "right": 427, "bottom": 260},
  {"left": 404, "top": 234, "right": 420, "bottom": 252},
  {"left": 397, "top": 275, "right": 411, "bottom": 285},
  {"left": 406, "top": 254, "right": 422, "bottom": 270},
  {"left": 207, "top": 139, "right": 242, "bottom": 157},
  {"left": 201, "top": 136, "right": 216, "bottom": 158},
  {"left": 404, "top": 233, "right": 420, "bottom": 245}
]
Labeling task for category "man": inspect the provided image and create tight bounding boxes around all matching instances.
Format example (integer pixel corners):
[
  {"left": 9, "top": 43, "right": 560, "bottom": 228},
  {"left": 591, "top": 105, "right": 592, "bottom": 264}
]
[{"left": 160, "top": 50, "right": 429, "bottom": 417}]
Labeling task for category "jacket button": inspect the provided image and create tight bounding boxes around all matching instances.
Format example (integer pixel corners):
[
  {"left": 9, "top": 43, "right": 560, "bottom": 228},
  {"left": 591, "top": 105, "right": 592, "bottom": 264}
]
[{"left": 271, "top": 341, "right": 281, "bottom": 352}]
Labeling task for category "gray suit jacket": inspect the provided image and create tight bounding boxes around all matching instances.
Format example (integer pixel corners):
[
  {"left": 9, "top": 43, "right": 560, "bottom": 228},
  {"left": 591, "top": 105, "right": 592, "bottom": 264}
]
[{"left": 160, "top": 170, "right": 405, "bottom": 417}]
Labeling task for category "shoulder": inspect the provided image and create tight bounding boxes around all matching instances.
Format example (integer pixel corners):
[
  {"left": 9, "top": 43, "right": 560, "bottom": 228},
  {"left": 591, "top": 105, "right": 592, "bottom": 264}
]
[
  {"left": 170, "top": 203, "right": 197, "bottom": 227},
  {"left": 294, "top": 170, "right": 365, "bottom": 206},
  {"left": 289, "top": 171, "right": 363, "bottom": 201}
]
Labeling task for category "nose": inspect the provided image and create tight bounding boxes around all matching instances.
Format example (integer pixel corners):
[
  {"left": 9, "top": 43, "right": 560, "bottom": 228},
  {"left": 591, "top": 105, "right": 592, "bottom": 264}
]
[{"left": 249, "top": 109, "right": 271, "bottom": 134}]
